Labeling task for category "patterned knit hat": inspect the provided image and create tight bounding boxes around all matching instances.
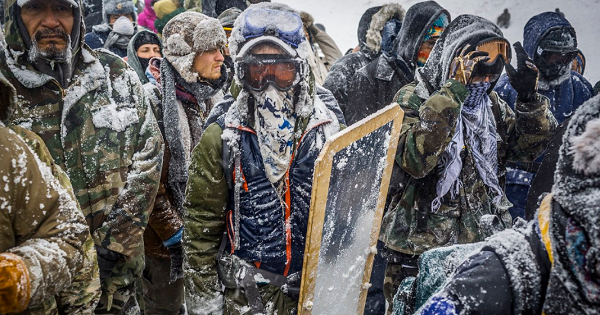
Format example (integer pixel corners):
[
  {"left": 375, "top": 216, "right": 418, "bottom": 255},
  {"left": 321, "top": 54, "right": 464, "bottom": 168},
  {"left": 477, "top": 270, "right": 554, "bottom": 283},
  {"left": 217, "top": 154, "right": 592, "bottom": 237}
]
[{"left": 162, "top": 11, "right": 227, "bottom": 83}]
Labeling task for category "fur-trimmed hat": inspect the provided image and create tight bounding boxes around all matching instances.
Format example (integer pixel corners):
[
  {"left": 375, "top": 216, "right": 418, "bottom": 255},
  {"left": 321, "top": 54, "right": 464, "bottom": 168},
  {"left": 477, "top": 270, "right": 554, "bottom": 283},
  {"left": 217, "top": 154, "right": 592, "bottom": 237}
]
[
  {"left": 162, "top": 11, "right": 227, "bottom": 83},
  {"left": 102, "top": 0, "right": 137, "bottom": 24},
  {"left": 365, "top": 3, "right": 405, "bottom": 53}
]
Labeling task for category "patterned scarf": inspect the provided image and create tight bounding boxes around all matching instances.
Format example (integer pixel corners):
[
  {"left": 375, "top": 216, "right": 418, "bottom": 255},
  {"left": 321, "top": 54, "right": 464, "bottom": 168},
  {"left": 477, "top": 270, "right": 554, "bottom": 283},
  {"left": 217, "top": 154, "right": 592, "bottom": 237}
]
[
  {"left": 432, "top": 81, "right": 504, "bottom": 211},
  {"left": 252, "top": 86, "right": 297, "bottom": 184}
]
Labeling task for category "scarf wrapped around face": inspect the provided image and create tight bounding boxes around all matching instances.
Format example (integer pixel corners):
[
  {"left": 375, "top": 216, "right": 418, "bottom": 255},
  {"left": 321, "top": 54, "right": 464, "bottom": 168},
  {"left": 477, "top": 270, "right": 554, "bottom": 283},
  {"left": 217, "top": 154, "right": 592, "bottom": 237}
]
[
  {"left": 432, "top": 81, "right": 504, "bottom": 211},
  {"left": 251, "top": 86, "right": 298, "bottom": 184}
]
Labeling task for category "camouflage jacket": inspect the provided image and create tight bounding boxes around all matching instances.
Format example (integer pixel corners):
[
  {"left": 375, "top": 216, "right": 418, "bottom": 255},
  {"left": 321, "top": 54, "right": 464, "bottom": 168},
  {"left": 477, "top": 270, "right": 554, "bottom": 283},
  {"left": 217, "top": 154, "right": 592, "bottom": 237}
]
[
  {"left": 2, "top": 0, "right": 164, "bottom": 295},
  {"left": 379, "top": 80, "right": 557, "bottom": 255}
]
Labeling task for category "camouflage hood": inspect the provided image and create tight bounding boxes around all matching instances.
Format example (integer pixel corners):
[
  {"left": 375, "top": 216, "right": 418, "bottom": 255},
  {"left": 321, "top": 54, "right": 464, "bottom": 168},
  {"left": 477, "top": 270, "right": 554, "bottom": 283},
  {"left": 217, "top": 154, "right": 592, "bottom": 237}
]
[
  {"left": 0, "top": 64, "right": 17, "bottom": 125},
  {"left": 3, "top": 0, "right": 84, "bottom": 87}
]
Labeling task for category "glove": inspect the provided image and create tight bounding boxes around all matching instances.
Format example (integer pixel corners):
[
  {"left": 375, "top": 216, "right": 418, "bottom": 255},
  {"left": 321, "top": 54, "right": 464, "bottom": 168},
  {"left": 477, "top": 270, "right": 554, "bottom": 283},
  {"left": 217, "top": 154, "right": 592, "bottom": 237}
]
[
  {"left": 167, "top": 243, "right": 184, "bottom": 283},
  {"left": 95, "top": 246, "right": 122, "bottom": 281},
  {"left": 449, "top": 45, "right": 491, "bottom": 85},
  {"left": 0, "top": 253, "right": 31, "bottom": 314},
  {"left": 505, "top": 42, "right": 539, "bottom": 102}
]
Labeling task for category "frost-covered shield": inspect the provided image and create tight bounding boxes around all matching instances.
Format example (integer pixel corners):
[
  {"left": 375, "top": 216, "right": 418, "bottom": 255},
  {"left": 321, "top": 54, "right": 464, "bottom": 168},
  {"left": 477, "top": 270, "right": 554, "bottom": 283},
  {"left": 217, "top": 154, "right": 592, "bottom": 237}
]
[{"left": 298, "top": 104, "right": 404, "bottom": 315}]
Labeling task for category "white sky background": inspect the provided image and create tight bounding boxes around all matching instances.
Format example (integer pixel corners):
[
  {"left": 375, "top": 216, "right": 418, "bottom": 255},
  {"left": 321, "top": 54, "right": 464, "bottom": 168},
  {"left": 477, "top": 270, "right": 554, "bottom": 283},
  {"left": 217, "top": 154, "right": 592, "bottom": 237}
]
[{"left": 276, "top": 0, "right": 600, "bottom": 84}]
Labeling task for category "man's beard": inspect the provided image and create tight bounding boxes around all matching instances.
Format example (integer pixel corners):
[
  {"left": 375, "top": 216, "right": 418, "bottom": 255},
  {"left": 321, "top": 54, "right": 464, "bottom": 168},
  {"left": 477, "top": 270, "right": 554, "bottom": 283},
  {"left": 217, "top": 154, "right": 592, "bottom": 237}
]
[{"left": 28, "top": 28, "right": 73, "bottom": 68}]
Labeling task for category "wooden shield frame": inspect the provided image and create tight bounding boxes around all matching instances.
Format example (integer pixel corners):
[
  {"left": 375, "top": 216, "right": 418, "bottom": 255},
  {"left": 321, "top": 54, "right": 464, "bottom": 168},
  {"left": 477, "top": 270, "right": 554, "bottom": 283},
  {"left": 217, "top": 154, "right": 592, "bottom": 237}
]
[{"left": 298, "top": 104, "right": 404, "bottom": 314}]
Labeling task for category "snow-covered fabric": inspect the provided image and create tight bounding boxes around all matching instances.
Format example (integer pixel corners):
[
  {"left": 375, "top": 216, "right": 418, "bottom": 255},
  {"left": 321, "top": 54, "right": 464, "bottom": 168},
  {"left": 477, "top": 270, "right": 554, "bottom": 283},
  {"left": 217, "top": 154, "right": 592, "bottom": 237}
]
[
  {"left": 126, "top": 30, "right": 162, "bottom": 84},
  {"left": 251, "top": 86, "right": 297, "bottom": 184},
  {"left": 365, "top": 3, "right": 405, "bottom": 54},
  {"left": 218, "top": 7, "right": 243, "bottom": 27},
  {"left": 162, "top": 12, "right": 227, "bottom": 83},
  {"left": 395, "top": 1, "right": 450, "bottom": 71},
  {"left": 17, "top": 0, "right": 78, "bottom": 7},
  {"left": 103, "top": 16, "right": 135, "bottom": 51},
  {"left": 433, "top": 81, "right": 503, "bottom": 211},
  {"left": 548, "top": 94, "right": 600, "bottom": 314},
  {"left": 101, "top": 0, "right": 135, "bottom": 25}
]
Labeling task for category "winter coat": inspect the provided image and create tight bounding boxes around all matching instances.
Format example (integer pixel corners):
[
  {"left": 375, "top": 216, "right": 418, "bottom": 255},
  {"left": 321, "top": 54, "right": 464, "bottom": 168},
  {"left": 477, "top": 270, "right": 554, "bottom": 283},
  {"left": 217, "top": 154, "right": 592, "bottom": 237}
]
[
  {"left": 345, "top": 1, "right": 449, "bottom": 126},
  {"left": 2, "top": 0, "right": 164, "bottom": 299},
  {"left": 83, "top": 0, "right": 103, "bottom": 33},
  {"left": 143, "top": 58, "right": 226, "bottom": 259},
  {"left": 322, "top": 5, "right": 393, "bottom": 120},
  {"left": 493, "top": 12, "right": 593, "bottom": 220},
  {"left": 183, "top": 91, "right": 341, "bottom": 314},
  {"left": 0, "top": 71, "right": 98, "bottom": 314},
  {"left": 138, "top": 0, "right": 158, "bottom": 33},
  {"left": 185, "top": 0, "right": 247, "bottom": 18},
  {"left": 84, "top": 26, "right": 129, "bottom": 58}
]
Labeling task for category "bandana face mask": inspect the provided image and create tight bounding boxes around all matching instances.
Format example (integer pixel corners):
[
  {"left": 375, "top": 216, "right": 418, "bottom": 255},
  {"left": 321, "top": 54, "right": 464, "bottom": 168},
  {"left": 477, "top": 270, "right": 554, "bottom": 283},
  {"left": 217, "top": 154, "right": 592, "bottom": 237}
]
[
  {"left": 417, "top": 14, "right": 449, "bottom": 67},
  {"left": 252, "top": 85, "right": 297, "bottom": 184}
]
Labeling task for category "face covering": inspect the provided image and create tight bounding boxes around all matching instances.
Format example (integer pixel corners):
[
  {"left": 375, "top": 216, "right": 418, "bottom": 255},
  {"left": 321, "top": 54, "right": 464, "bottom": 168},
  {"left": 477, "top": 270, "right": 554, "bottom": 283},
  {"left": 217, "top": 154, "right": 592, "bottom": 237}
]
[
  {"left": 104, "top": 16, "right": 135, "bottom": 50},
  {"left": 432, "top": 81, "right": 504, "bottom": 210},
  {"left": 251, "top": 85, "right": 297, "bottom": 184},
  {"left": 139, "top": 57, "right": 151, "bottom": 72}
]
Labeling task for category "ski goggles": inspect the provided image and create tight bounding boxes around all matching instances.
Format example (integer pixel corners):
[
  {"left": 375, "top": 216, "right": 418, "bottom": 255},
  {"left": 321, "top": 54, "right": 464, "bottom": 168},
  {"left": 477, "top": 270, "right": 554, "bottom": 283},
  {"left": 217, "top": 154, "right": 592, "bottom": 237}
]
[
  {"left": 475, "top": 38, "right": 512, "bottom": 64},
  {"left": 241, "top": 7, "right": 305, "bottom": 48},
  {"left": 237, "top": 55, "right": 306, "bottom": 91},
  {"left": 539, "top": 48, "right": 578, "bottom": 65}
]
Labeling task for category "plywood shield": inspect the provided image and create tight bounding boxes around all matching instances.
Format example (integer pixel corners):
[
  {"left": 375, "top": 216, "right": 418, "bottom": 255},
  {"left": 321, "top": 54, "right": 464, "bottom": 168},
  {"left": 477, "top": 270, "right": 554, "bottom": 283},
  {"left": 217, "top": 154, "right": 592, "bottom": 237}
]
[{"left": 298, "top": 104, "right": 404, "bottom": 315}]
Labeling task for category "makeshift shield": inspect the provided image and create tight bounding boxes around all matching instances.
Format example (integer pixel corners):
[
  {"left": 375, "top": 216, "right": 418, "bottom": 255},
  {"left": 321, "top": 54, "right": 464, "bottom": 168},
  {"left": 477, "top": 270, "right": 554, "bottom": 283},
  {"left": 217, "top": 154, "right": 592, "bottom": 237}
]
[{"left": 298, "top": 104, "right": 404, "bottom": 315}]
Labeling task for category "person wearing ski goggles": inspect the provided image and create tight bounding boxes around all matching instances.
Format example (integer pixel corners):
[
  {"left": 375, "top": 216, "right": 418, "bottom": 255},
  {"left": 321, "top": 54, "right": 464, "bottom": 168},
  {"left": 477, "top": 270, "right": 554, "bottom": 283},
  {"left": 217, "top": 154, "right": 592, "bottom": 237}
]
[{"left": 184, "top": 3, "right": 342, "bottom": 314}]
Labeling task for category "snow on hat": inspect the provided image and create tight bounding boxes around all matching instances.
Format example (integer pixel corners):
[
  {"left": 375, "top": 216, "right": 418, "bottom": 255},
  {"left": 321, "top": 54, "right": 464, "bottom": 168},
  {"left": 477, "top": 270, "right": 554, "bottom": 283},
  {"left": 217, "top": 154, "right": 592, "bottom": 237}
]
[
  {"left": 17, "top": 0, "right": 79, "bottom": 7},
  {"left": 102, "top": 0, "right": 136, "bottom": 24},
  {"left": 218, "top": 7, "right": 242, "bottom": 27},
  {"left": 229, "top": 2, "right": 310, "bottom": 62},
  {"left": 162, "top": 11, "right": 227, "bottom": 83}
]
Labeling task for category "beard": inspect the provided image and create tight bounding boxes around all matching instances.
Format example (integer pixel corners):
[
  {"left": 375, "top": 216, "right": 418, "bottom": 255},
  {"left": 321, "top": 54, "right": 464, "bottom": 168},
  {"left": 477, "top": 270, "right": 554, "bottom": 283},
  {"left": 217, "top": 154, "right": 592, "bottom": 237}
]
[{"left": 28, "top": 28, "right": 73, "bottom": 67}]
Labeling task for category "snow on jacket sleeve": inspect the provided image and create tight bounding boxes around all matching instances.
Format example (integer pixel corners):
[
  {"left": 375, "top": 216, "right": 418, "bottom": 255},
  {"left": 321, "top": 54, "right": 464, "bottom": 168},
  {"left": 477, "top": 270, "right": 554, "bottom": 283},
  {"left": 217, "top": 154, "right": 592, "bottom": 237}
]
[
  {"left": 417, "top": 251, "right": 513, "bottom": 315},
  {"left": 346, "top": 66, "right": 379, "bottom": 125},
  {"left": 183, "top": 122, "right": 228, "bottom": 314},
  {"left": 0, "top": 127, "right": 90, "bottom": 307},
  {"left": 396, "top": 80, "right": 464, "bottom": 179}
]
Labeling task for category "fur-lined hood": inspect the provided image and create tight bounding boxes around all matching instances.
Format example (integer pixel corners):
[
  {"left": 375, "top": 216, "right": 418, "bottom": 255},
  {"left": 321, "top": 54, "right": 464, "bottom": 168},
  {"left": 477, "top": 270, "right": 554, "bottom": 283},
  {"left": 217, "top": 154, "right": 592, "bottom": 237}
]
[
  {"left": 365, "top": 3, "right": 405, "bottom": 54},
  {"left": 0, "top": 68, "right": 17, "bottom": 125}
]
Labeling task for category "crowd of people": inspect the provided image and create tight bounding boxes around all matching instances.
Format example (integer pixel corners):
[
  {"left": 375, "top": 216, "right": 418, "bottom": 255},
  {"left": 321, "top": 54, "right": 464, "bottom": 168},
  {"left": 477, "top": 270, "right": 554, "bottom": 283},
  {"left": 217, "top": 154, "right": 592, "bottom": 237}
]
[{"left": 0, "top": 0, "right": 598, "bottom": 315}]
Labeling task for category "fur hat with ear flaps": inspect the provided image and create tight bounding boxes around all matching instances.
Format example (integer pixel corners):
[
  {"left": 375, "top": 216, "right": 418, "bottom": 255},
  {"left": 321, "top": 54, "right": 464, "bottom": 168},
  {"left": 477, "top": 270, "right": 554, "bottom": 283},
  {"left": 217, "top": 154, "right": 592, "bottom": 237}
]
[
  {"left": 162, "top": 12, "right": 227, "bottom": 83},
  {"left": 365, "top": 3, "right": 405, "bottom": 53},
  {"left": 546, "top": 94, "right": 600, "bottom": 314}
]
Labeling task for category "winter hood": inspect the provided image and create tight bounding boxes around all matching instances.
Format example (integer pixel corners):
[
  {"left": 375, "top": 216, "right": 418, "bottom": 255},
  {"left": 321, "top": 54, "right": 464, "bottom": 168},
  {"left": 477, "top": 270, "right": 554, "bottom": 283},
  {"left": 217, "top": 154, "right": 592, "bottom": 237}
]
[
  {"left": 550, "top": 94, "right": 600, "bottom": 313},
  {"left": 523, "top": 12, "right": 576, "bottom": 62},
  {"left": 127, "top": 30, "right": 162, "bottom": 84},
  {"left": 418, "top": 14, "right": 504, "bottom": 94},
  {"left": 3, "top": 0, "right": 84, "bottom": 86},
  {"left": 357, "top": 6, "right": 382, "bottom": 53},
  {"left": 395, "top": 0, "right": 449, "bottom": 68},
  {"left": 365, "top": 3, "right": 405, "bottom": 54}
]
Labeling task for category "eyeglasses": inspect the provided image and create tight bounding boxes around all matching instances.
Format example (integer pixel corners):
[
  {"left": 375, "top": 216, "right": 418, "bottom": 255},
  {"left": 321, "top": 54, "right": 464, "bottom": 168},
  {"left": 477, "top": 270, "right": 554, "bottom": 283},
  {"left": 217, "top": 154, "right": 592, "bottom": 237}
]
[
  {"left": 476, "top": 38, "right": 511, "bottom": 64},
  {"left": 237, "top": 55, "right": 306, "bottom": 91},
  {"left": 540, "top": 50, "right": 578, "bottom": 65}
]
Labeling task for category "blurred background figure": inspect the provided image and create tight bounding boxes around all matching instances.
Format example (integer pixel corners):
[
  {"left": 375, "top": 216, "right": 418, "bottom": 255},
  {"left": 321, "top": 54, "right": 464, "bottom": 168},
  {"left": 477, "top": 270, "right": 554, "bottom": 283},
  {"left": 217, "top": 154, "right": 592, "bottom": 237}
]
[{"left": 497, "top": 8, "right": 510, "bottom": 28}]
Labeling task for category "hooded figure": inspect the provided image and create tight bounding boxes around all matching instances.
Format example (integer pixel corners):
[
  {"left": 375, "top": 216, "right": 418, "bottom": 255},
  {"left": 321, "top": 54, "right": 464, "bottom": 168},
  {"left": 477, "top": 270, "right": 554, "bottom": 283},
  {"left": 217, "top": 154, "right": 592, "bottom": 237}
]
[
  {"left": 0, "top": 70, "right": 94, "bottom": 315},
  {"left": 183, "top": 3, "right": 341, "bottom": 314},
  {"left": 493, "top": 12, "right": 593, "bottom": 220},
  {"left": 323, "top": 4, "right": 398, "bottom": 118},
  {"left": 416, "top": 94, "right": 600, "bottom": 315},
  {"left": 345, "top": 1, "right": 449, "bottom": 125},
  {"left": 378, "top": 14, "right": 557, "bottom": 309},
  {"left": 82, "top": 0, "right": 103, "bottom": 33},
  {"left": 84, "top": 0, "right": 138, "bottom": 57},
  {"left": 126, "top": 29, "right": 162, "bottom": 84},
  {"left": 218, "top": 6, "right": 242, "bottom": 94},
  {"left": 1, "top": 0, "right": 164, "bottom": 313},
  {"left": 138, "top": 0, "right": 159, "bottom": 33}
]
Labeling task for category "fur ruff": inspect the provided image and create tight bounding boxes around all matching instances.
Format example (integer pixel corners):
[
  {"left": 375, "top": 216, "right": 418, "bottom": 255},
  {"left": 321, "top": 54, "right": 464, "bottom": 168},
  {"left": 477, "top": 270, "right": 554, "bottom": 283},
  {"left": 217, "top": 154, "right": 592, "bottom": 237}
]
[
  {"left": 570, "top": 117, "right": 600, "bottom": 175},
  {"left": 365, "top": 3, "right": 405, "bottom": 53}
]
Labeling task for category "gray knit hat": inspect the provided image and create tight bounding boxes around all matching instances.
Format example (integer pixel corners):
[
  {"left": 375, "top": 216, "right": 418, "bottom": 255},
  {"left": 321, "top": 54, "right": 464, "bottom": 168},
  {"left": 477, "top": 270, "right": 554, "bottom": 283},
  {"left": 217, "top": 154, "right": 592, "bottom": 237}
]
[
  {"left": 162, "top": 11, "right": 227, "bottom": 83},
  {"left": 218, "top": 7, "right": 242, "bottom": 27}
]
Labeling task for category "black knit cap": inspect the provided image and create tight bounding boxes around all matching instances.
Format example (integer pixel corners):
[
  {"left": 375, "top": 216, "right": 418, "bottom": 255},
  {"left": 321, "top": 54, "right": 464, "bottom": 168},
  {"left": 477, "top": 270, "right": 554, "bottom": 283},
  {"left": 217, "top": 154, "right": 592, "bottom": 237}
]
[{"left": 134, "top": 31, "right": 161, "bottom": 52}]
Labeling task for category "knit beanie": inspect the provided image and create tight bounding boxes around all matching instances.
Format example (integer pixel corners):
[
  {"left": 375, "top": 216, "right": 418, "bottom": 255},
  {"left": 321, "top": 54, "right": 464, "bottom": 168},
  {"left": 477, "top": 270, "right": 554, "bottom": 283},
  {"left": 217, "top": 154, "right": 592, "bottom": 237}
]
[
  {"left": 102, "top": 0, "right": 137, "bottom": 24},
  {"left": 153, "top": 0, "right": 178, "bottom": 19},
  {"left": 162, "top": 12, "right": 227, "bottom": 83}
]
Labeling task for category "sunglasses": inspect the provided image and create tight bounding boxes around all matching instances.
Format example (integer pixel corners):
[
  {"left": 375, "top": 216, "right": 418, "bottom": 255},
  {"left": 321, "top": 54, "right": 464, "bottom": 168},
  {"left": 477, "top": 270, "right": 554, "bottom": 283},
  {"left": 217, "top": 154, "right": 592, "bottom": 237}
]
[
  {"left": 238, "top": 55, "right": 305, "bottom": 91},
  {"left": 476, "top": 38, "right": 512, "bottom": 64}
]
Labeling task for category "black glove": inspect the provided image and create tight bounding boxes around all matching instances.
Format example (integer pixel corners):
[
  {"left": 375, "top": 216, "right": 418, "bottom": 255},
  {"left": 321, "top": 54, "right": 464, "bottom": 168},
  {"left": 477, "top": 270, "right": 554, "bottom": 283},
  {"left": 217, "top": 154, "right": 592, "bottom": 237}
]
[
  {"left": 95, "top": 246, "right": 123, "bottom": 280},
  {"left": 505, "top": 42, "right": 539, "bottom": 102},
  {"left": 168, "top": 242, "right": 184, "bottom": 283}
]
